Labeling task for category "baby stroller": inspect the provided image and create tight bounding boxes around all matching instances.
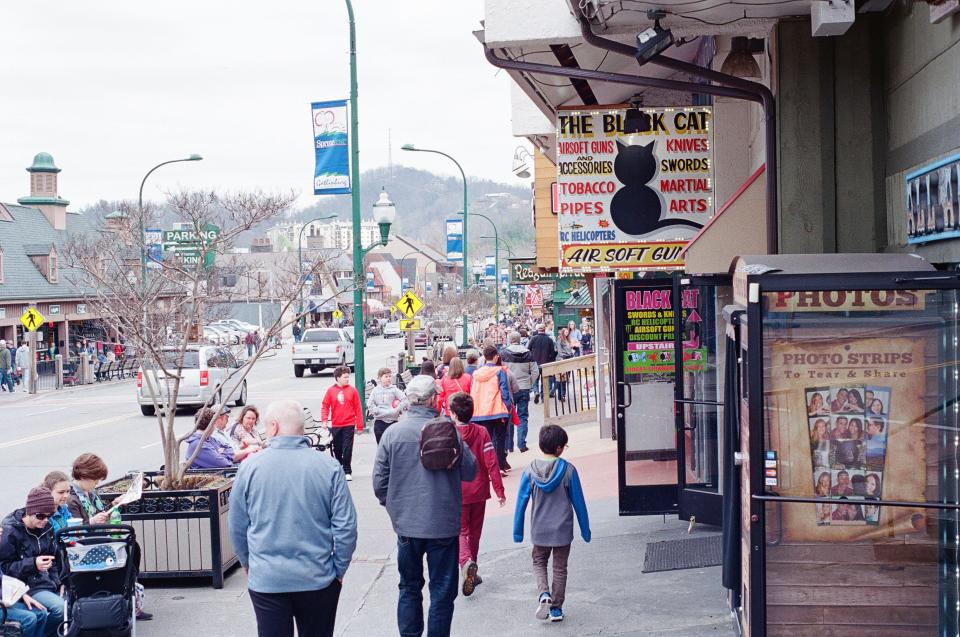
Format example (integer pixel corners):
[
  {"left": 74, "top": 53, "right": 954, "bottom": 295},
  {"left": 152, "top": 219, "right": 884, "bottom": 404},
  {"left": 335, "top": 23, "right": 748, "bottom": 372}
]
[{"left": 56, "top": 525, "right": 140, "bottom": 637}]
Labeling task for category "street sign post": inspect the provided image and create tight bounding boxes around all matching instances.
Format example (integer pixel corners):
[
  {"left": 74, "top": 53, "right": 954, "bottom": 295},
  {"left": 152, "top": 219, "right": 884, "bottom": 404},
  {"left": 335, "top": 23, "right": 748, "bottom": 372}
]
[
  {"left": 400, "top": 318, "right": 421, "bottom": 331},
  {"left": 19, "top": 308, "right": 42, "bottom": 395},
  {"left": 162, "top": 224, "right": 220, "bottom": 268},
  {"left": 398, "top": 291, "right": 424, "bottom": 318}
]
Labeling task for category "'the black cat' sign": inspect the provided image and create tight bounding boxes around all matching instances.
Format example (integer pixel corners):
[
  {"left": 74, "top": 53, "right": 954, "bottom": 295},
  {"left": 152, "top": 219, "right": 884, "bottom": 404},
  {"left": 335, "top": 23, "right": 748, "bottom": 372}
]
[{"left": 555, "top": 106, "right": 714, "bottom": 272}]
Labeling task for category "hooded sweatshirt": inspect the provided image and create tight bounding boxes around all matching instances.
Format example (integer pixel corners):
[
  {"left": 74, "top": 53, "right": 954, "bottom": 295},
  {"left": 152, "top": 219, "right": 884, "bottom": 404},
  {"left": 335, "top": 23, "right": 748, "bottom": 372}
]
[
  {"left": 513, "top": 458, "right": 591, "bottom": 547},
  {"left": 367, "top": 383, "right": 408, "bottom": 424},
  {"left": 500, "top": 344, "right": 539, "bottom": 391},
  {"left": 470, "top": 364, "right": 512, "bottom": 422},
  {"left": 457, "top": 423, "right": 505, "bottom": 504},
  {"left": 321, "top": 384, "right": 363, "bottom": 428},
  {"left": 0, "top": 508, "right": 63, "bottom": 593}
]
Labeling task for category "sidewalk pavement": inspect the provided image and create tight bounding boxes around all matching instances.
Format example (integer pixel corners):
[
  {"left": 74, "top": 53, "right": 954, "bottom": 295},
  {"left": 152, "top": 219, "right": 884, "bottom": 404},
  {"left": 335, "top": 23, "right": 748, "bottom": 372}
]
[{"left": 140, "top": 401, "right": 735, "bottom": 637}]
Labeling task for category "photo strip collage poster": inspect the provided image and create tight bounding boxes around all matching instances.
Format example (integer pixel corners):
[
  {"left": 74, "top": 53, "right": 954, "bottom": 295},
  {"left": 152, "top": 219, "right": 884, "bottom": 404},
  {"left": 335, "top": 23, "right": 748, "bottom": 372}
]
[
  {"left": 767, "top": 334, "right": 927, "bottom": 542},
  {"left": 806, "top": 385, "right": 889, "bottom": 526}
]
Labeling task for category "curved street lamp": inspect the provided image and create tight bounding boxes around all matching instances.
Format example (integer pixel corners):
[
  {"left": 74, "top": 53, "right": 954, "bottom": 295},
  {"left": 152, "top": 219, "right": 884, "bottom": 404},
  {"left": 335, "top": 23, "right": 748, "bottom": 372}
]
[
  {"left": 401, "top": 143, "right": 469, "bottom": 345},
  {"left": 463, "top": 210, "right": 500, "bottom": 321},
  {"left": 138, "top": 154, "right": 203, "bottom": 286},
  {"left": 297, "top": 215, "right": 339, "bottom": 330}
]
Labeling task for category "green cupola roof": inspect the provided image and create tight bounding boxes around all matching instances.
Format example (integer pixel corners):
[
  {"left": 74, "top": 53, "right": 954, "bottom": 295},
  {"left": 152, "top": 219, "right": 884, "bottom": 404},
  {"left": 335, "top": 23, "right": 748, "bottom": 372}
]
[{"left": 27, "top": 152, "right": 61, "bottom": 174}]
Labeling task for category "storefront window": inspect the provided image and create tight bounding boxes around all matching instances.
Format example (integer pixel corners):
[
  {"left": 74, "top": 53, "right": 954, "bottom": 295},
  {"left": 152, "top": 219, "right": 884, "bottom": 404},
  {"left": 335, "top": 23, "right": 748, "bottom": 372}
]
[{"left": 760, "top": 288, "right": 960, "bottom": 635}]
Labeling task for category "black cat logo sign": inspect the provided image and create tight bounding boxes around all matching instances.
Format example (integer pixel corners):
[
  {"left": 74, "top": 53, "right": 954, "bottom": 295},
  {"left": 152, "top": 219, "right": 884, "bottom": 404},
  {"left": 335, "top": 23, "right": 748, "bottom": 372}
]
[{"left": 555, "top": 105, "right": 714, "bottom": 272}]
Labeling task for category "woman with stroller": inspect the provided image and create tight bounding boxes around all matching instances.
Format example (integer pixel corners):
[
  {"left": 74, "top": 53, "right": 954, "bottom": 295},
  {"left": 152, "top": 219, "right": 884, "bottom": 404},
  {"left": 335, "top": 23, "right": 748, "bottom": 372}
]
[{"left": 66, "top": 453, "right": 153, "bottom": 621}]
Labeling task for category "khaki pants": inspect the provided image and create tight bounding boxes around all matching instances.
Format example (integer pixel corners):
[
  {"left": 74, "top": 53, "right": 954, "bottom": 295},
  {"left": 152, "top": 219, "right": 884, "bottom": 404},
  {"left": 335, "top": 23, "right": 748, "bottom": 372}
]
[{"left": 532, "top": 544, "right": 571, "bottom": 608}]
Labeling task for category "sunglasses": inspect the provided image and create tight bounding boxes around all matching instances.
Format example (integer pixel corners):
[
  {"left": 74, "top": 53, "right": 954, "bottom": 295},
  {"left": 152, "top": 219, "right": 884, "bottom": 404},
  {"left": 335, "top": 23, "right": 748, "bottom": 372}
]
[{"left": 33, "top": 513, "right": 50, "bottom": 521}]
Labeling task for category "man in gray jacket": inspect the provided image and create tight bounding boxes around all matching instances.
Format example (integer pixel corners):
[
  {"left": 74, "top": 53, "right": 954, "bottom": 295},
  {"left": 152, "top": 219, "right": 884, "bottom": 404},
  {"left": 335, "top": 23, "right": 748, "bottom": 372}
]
[
  {"left": 373, "top": 375, "right": 477, "bottom": 637},
  {"left": 500, "top": 332, "right": 539, "bottom": 453},
  {"left": 229, "top": 399, "right": 358, "bottom": 637}
]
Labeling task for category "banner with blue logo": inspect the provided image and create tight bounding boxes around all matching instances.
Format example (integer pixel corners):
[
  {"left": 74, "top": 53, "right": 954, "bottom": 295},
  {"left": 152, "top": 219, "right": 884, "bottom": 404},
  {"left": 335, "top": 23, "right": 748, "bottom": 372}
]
[
  {"left": 311, "top": 100, "right": 351, "bottom": 195},
  {"left": 366, "top": 272, "right": 374, "bottom": 290},
  {"left": 145, "top": 229, "right": 163, "bottom": 269},
  {"left": 485, "top": 256, "right": 496, "bottom": 280},
  {"left": 446, "top": 218, "right": 463, "bottom": 264}
]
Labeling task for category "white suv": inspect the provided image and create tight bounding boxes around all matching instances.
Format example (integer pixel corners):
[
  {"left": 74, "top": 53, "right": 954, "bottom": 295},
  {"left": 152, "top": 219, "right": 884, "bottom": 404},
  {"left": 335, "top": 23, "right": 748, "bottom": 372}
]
[{"left": 137, "top": 345, "right": 248, "bottom": 416}]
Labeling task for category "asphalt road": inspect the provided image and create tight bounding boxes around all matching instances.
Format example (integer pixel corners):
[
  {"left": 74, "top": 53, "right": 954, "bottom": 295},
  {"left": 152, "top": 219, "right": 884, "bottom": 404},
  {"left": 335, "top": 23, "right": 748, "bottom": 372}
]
[{"left": 0, "top": 334, "right": 405, "bottom": 514}]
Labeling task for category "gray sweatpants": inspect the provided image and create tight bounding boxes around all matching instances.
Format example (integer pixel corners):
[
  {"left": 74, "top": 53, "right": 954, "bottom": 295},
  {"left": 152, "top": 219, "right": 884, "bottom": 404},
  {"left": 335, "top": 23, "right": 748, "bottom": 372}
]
[{"left": 532, "top": 544, "right": 571, "bottom": 608}]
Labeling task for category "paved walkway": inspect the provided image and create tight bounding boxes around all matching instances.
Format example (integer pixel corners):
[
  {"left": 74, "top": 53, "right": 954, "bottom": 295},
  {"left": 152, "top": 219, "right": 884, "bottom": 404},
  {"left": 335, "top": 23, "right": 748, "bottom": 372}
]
[{"left": 140, "top": 401, "right": 735, "bottom": 636}]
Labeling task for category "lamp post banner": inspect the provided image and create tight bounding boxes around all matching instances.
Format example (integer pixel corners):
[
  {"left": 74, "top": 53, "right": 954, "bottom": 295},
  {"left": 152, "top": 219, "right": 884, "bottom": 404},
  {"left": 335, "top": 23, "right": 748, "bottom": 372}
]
[
  {"left": 311, "top": 99, "right": 351, "bottom": 195},
  {"left": 144, "top": 229, "right": 163, "bottom": 269},
  {"left": 555, "top": 105, "right": 714, "bottom": 272},
  {"left": 446, "top": 218, "right": 464, "bottom": 264},
  {"left": 485, "top": 256, "right": 496, "bottom": 280}
]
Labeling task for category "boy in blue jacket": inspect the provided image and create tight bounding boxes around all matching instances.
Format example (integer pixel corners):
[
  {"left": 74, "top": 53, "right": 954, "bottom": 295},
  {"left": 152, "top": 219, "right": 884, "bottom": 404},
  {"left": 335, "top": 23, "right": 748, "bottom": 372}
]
[{"left": 513, "top": 425, "right": 590, "bottom": 623}]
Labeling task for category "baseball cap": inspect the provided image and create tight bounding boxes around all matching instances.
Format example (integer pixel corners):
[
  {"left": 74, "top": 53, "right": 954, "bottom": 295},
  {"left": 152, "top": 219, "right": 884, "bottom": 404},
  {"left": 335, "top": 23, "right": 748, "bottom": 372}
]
[{"left": 405, "top": 374, "right": 438, "bottom": 402}]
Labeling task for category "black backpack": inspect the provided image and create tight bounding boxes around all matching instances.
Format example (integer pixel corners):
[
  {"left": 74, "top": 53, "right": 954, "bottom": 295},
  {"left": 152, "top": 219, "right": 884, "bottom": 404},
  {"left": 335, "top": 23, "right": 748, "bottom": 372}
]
[{"left": 419, "top": 416, "right": 461, "bottom": 470}]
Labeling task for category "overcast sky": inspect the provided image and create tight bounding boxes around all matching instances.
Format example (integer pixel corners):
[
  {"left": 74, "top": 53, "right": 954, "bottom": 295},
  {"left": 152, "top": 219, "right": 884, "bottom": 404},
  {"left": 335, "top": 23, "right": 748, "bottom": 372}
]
[{"left": 1, "top": 1, "right": 526, "bottom": 210}]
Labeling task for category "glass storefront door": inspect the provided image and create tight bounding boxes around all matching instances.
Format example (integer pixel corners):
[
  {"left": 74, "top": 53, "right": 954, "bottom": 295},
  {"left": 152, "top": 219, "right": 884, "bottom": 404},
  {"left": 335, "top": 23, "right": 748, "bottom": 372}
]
[
  {"left": 615, "top": 278, "right": 680, "bottom": 515},
  {"left": 674, "top": 274, "right": 731, "bottom": 525}
]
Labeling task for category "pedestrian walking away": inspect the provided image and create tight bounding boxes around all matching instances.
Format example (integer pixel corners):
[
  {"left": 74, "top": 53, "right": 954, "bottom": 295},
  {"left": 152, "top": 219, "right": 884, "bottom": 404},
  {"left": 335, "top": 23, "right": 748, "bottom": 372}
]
[
  {"left": 229, "top": 399, "right": 358, "bottom": 637},
  {"left": 367, "top": 367, "right": 408, "bottom": 444},
  {"left": 0, "top": 340, "right": 13, "bottom": 392},
  {"left": 499, "top": 332, "right": 539, "bottom": 453},
  {"left": 373, "top": 375, "right": 477, "bottom": 637},
  {"left": 527, "top": 325, "right": 556, "bottom": 405},
  {"left": 470, "top": 345, "right": 513, "bottom": 472},
  {"left": 321, "top": 366, "right": 363, "bottom": 480},
  {"left": 245, "top": 331, "right": 256, "bottom": 357},
  {"left": 449, "top": 392, "right": 505, "bottom": 597},
  {"left": 292, "top": 323, "right": 302, "bottom": 342},
  {"left": 15, "top": 340, "right": 31, "bottom": 392},
  {"left": 513, "top": 425, "right": 591, "bottom": 623}
]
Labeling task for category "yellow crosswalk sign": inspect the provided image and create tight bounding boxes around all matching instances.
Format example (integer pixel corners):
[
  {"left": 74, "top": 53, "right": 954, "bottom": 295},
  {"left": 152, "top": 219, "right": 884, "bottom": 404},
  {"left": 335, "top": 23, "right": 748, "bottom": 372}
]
[
  {"left": 332, "top": 309, "right": 343, "bottom": 319},
  {"left": 398, "top": 291, "right": 424, "bottom": 318},
  {"left": 400, "top": 319, "right": 421, "bottom": 331},
  {"left": 20, "top": 307, "right": 44, "bottom": 332}
]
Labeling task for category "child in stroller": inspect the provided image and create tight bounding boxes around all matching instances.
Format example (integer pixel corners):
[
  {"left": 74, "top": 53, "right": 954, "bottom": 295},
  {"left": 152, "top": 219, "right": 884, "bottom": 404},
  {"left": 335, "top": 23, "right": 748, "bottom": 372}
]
[{"left": 56, "top": 525, "right": 140, "bottom": 637}]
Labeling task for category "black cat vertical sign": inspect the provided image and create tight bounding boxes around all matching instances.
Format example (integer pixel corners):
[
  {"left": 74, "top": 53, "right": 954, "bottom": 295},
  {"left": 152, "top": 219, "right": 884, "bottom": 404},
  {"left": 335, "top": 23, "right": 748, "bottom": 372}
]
[{"left": 555, "top": 106, "right": 714, "bottom": 272}]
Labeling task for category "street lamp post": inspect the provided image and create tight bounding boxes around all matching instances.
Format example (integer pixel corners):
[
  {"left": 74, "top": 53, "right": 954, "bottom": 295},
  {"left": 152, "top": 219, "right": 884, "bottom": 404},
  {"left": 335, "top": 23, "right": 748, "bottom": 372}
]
[
  {"left": 401, "top": 143, "right": 469, "bottom": 346},
  {"left": 297, "top": 215, "right": 338, "bottom": 331},
  {"left": 465, "top": 210, "right": 500, "bottom": 321},
  {"left": 138, "top": 154, "right": 203, "bottom": 286}
]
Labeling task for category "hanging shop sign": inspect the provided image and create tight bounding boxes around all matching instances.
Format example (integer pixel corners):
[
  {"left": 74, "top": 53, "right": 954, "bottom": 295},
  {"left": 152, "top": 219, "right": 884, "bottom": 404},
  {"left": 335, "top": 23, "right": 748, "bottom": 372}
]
[
  {"left": 905, "top": 150, "right": 960, "bottom": 244},
  {"left": 622, "top": 285, "right": 706, "bottom": 374},
  {"left": 767, "top": 335, "right": 926, "bottom": 540},
  {"left": 311, "top": 99, "right": 351, "bottom": 195},
  {"left": 555, "top": 106, "right": 714, "bottom": 272},
  {"left": 509, "top": 258, "right": 560, "bottom": 285}
]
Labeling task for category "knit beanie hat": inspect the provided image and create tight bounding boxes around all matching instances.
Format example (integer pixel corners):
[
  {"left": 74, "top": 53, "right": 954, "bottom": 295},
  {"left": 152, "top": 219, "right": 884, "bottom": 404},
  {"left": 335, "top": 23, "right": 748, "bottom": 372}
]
[{"left": 25, "top": 487, "right": 56, "bottom": 516}]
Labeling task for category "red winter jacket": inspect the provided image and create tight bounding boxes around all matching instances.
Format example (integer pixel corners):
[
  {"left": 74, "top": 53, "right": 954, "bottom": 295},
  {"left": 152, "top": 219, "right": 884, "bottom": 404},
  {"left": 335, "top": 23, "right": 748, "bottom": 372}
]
[
  {"left": 321, "top": 384, "right": 363, "bottom": 429},
  {"left": 457, "top": 422, "right": 505, "bottom": 504},
  {"left": 437, "top": 373, "right": 472, "bottom": 416}
]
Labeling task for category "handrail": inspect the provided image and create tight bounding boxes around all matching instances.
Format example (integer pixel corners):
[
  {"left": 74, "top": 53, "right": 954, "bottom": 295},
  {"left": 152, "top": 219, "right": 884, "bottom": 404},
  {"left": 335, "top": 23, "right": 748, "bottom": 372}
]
[{"left": 540, "top": 354, "right": 597, "bottom": 426}]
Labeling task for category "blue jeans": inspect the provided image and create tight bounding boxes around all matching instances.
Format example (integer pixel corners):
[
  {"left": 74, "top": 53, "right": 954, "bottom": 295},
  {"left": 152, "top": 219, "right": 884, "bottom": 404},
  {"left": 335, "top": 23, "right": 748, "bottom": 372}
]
[
  {"left": 28, "top": 590, "right": 64, "bottom": 637},
  {"left": 514, "top": 389, "right": 530, "bottom": 449},
  {"left": 4, "top": 600, "right": 47, "bottom": 637},
  {"left": 396, "top": 535, "right": 459, "bottom": 637},
  {"left": 0, "top": 368, "right": 13, "bottom": 392}
]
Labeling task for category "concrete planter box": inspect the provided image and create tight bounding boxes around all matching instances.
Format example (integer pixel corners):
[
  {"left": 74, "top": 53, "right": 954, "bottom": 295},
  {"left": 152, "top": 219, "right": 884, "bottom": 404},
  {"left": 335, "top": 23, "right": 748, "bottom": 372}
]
[{"left": 99, "top": 470, "right": 238, "bottom": 589}]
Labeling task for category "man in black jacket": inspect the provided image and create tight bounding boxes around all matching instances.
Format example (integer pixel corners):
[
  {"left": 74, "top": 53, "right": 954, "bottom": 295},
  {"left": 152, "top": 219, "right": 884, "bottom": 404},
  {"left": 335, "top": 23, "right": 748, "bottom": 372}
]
[
  {"left": 0, "top": 488, "right": 65, "bottom": 637},
  {"left": 526, "top": 325, "right": 557, "bottom": 405}
]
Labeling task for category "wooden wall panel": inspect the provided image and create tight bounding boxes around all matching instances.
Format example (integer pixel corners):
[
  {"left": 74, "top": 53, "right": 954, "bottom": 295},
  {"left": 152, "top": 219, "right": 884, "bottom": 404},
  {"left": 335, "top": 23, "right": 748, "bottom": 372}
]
[{"left": 533, "top": 149, "right": 559, "bottom": 271}]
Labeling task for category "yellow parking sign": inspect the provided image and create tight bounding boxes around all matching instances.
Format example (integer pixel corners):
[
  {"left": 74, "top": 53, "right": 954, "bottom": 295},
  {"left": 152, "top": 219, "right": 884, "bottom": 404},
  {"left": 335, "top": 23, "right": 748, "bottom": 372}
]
[{"left": 20, "top": 307, "right": 44, "bottom": 332}]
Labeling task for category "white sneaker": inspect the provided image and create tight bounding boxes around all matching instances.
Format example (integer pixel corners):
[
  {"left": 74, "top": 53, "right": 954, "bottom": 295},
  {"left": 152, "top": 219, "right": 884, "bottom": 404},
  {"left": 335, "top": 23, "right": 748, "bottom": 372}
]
[
  {"left": 345, "top": 473, "right": 353, "bottom": 482},
  {"left": 536, "top": 592, "right": 552, "bottom": 620}
]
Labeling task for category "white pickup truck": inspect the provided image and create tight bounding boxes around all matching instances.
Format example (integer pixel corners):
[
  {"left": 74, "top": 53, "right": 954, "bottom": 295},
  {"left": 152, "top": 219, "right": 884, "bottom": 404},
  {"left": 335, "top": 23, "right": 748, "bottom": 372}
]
[{"left": 292, "top": 328, "right": 356, "bottom": 377}]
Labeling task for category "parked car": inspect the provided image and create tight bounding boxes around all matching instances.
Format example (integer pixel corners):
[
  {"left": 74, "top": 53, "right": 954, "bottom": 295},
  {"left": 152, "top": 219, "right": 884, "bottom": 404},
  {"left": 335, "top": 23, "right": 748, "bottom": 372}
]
[
  {"left": 216, "top": 318, "right": 259, "bottom": 333},
  {"left": 384, "top": 321, "right": 402, "bottom": 338},
  {"left": 291, "top": 328, "right": 356, "bottom": 377},
  {"left": 209, "top": 322, "right": 243, "bottom": 344},
  {"left": 414, "top": 331, "right": 429, "bottom": 348},
  {"left": 137, "top": 345, "right": 248, "bottom": 416},
  {"left": 203, "top": 326, "right": 231, "bottom": 345}
]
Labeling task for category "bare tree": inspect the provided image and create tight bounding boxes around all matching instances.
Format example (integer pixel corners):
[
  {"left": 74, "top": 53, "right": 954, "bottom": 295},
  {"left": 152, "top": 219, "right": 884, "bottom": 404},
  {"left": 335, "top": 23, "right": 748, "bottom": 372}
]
[{"left": 63, "top": 189, "right": 352, "bottom": 489}]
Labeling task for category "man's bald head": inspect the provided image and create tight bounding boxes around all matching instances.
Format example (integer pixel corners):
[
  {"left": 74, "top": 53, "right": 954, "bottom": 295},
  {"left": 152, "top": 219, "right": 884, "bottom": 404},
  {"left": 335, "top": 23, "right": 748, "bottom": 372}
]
[{"left": 263, "top": 400, "right": 305, "bottom": 437}]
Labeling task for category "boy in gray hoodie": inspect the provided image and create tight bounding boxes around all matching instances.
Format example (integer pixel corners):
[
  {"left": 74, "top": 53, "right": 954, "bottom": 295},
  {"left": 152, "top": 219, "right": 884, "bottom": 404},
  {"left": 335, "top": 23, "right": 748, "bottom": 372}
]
[{"left": 513, "top": 425, "right": 591, "bottom": 623}]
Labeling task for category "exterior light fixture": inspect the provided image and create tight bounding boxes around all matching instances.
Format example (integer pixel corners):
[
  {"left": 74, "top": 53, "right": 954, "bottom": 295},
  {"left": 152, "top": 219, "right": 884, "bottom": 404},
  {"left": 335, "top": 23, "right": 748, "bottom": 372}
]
[
  {"left": 371, "top": 187, "right": 396, "bottom": 245},
  {"left": 636, "top": 11, "right": 673, "bottom": 63},
  {"left": 512, "top": 147, "right": 534, "bottom": 178},
  {"left": 720, "top": 37, "right": 763, "bottom": 78}
]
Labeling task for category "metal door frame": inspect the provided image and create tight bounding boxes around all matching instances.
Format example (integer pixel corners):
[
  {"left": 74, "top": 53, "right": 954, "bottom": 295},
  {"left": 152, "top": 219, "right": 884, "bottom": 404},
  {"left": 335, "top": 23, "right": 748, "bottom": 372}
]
[
  {"left": 673, "top": 273, "right": 731, "bottom": 525},
  {"left": 615, "top": 277, "right": 679, "bottom": 516}
]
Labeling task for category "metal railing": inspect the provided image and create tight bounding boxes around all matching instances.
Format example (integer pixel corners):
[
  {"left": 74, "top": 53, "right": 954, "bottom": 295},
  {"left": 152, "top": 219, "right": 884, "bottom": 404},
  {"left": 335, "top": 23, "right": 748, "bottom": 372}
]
[{"left": 539, "top": 354, "right": 597, "bottom": 427}]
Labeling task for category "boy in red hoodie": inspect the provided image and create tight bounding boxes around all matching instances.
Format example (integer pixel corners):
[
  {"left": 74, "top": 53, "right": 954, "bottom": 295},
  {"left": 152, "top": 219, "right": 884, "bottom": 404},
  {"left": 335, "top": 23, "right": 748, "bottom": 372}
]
[
  {"left": 321, "top": 366, "right": 363, "bottom": 481},
  {"left": 449, "top": 392, "right": 505, "bottom": 597}
]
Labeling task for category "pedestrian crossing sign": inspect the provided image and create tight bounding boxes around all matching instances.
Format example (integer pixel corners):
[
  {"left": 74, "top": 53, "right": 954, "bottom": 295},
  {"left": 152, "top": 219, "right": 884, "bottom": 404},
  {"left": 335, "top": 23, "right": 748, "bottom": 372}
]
[
  {"left": 20, "top": 307, "right": 44, "bottom": 332},
  {"left": 332, "top": 309, "right": 343, "bottom": 319},
  {"left": 398, "top": 291, "right": 423, "bottom": 318},
  {"left": 400, "top": 319, "right": 421, "bottom": 331}
]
